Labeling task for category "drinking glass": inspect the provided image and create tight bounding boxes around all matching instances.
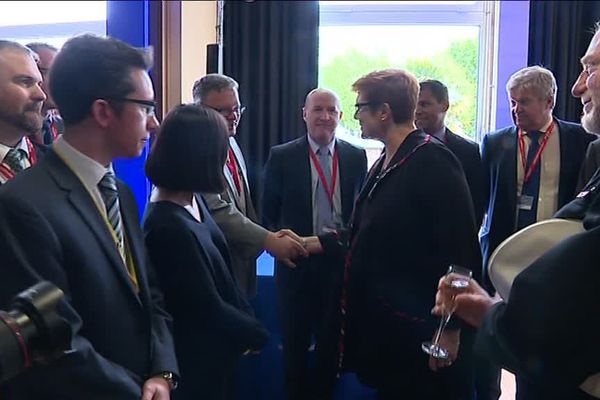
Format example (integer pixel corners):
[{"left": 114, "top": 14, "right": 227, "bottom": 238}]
[{"left": 421, "top": 265, "right": 473, "bottom": 359}]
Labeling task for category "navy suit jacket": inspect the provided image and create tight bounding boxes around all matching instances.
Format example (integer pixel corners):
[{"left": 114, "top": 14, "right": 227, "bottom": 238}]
[
  {"left": 444, "top": 128, "right": 485, "bottom": 228},
  {"left": 0, "top": 150, "right": 178, "bottom": 400},
  {"left": 261, "top": 136, "right": 367, "bottom": 283},
  {"left": 480, "top": 118, "right": 595, "bottom": 288}
]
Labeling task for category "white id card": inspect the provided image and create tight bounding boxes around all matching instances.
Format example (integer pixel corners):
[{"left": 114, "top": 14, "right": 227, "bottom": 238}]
[{"left": 517, "top": 195, "right": 534, "bottom": 211}]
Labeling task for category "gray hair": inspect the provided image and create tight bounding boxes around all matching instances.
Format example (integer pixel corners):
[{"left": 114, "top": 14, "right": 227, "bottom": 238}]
[
  {"left": 0, "top": 40, "right": 38, "bottom": 62},
  {"left": 506, "top": 66, "right": 557, "bottom": 106},
  {"left": 192, "top": 73, "right": 239, "bottom": 103}
]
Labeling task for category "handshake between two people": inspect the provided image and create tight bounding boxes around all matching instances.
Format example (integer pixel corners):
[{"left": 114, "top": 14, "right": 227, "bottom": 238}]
[{"left": 263, "top": 229, "right": 324, "bottom": 268}]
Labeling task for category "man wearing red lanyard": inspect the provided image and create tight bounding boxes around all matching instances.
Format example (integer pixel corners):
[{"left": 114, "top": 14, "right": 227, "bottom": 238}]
[
  {"left": 192, "top": 74, "right": 308, "bottom": 298},
  {"left": 480, "top": 66, "right": 595, "bottom": 399},
  {"left": 262, "top": 88, "right": 367, "bottom": 400},
  {"left": 0, "top": 41, "right": 48, "bottom": 185}
]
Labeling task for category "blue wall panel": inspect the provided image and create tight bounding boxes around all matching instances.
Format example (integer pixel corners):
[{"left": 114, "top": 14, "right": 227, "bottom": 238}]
[{"left": 107, "top": 0, "right": 152, "bottom": 219}]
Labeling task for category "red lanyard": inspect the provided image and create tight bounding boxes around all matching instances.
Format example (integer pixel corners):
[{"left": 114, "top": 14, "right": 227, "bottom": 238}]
[
  {"left": 226, "top": 147, "right": 242, "bottom": 195},
  {"left": 309, "top": 146, "right": 339, "bottom": 207},
  {"left": 25, "top": 136, "right": 37, "bottom": 165},
  {"left": 518, "top": 120, "right": 555, "bottom": 184}
]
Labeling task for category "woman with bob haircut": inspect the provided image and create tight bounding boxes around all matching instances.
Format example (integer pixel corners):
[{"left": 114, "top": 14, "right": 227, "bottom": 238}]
[{"left": 143, "top": 104, "right": 269, "bottom": 400}]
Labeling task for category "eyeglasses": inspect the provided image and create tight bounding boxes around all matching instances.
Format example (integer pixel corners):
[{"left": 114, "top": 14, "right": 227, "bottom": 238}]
[
  {"left": 207, "top": 105, "right": 246, "bottom": 118},
  {"left": 107, "top": 98, "right": 156, "bottom": 116},
  {"left": 354, "top": 102, "right": 380, "bottom": 119}
]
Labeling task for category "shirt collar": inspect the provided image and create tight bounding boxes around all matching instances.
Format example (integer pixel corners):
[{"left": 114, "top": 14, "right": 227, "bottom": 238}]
[
  {"left": 0, "top": 137, "right": 29, "bottom": 163},
  {"left": 307, "top": 134, "right": 336, "bottom": 155},
  {"left": 431, "top": 126, "right": 447, "bottom": 142},
  {"left": 53, "top": 135, "right": 112, "bottom": 187},
  {"left": 522, "top": 117, "right": 554, "bottom": 135}
]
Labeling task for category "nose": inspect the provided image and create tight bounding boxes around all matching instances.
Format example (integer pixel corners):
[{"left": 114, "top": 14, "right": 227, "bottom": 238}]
[
  {"left": 572, "top": 70, "right": 587, "bottom": 98},
  {"left": 147, "top": 114, "right": 159, "bottom": 131},
  {"left": 32, "top": 84, "right": 47, "bottom": 102}
]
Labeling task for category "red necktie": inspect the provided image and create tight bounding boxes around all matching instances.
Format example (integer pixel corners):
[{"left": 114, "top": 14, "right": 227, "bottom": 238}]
[{"left": 226, "top": 147, "right": 242, "bottom": 195}]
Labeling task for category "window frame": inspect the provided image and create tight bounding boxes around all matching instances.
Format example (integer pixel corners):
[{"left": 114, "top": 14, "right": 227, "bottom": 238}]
[{"left": 319, "top": 0, "right": 499, "bottom": 142}]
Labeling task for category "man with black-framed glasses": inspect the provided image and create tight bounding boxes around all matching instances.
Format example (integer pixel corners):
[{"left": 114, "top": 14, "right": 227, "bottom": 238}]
[
  {"left": 192, "top": 73, "right": 307, "bottom": 298},
  {"left": 0, "top": 34, "right": 178, "bottom": 400}
]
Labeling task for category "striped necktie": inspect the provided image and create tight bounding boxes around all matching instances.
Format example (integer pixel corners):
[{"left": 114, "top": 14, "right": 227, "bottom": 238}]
[
  {"left": 4, "top": 148, "right": 27, "bottom": 173},
  {"left": 98, "top": 171, "right": 124, "bottom": 250}
]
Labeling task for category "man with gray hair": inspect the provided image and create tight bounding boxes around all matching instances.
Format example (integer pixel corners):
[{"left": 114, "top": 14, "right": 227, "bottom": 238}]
[
  {"left": 192, "top": 73, "right": 307, "bottom": 298},
  {"left": 0, "top": 40, "right": 48, "bottom": 184},
  {"left": 480, "top": 65, "right": 594, "bottom": 399},
  {"left": 481, "top": 66, "right": 593, "bottom": 286}
]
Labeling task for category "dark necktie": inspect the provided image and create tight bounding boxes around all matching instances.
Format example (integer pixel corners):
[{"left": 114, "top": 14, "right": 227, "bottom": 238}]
[
  {"left": 4, "top": 148, "right": 27, "bottom": 173},
  {"left": 98, "top": 171, "right": 124, "bottom": 250},
  {"left": 316, "top": 146, "right": 333, "bottom": 233},
  {"left": 517, "top": 130, "right": 542, "bottom": 229}
]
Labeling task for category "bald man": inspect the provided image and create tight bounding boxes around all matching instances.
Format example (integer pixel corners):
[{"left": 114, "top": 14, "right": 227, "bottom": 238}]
[{"left": 262, "top": 88, "right": 367, "bottom": 400}]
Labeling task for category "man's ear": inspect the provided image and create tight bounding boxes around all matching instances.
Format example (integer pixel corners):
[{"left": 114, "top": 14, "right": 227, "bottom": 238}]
[
  {"left": 90, "top": 99, "right": 114, "bottom": 129},
  {"left": 441, "top": 100, "right": 450, "bottom": 113}
]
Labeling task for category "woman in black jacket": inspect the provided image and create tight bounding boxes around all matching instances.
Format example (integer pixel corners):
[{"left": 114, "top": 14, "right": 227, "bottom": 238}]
[
  {"left": 143, "top": 104, "right": 269, "bottom": 400},
  {"left": 301, "top": 70, "right": 482, "bottom": 399}
]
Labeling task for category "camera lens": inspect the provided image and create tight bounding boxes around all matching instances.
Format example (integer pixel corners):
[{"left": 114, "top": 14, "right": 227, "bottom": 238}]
[{"left": 0, "top": 281, "right": 71, "bottom": 384}]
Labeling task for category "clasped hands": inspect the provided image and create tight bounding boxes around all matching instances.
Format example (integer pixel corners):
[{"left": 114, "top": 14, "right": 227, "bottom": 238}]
[{"left": 264, "top": 229, "right": 323, "bottom": 268}]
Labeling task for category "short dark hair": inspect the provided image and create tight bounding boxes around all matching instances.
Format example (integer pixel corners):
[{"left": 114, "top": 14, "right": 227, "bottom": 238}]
[
  {"left": 145, "top": 104, "right": 229, "bottom": 193},
  {"left": 49, "top": 34, "right": 153, "bottom": 125},
  {"left": 25, "top": 42, "right": 58, "bottom": 54},
  {"left": 352, "top": 69, "right": 419, "bottom": 124},
  {"left": 419, "top": 79, "right": 449, "bottom": 103}
]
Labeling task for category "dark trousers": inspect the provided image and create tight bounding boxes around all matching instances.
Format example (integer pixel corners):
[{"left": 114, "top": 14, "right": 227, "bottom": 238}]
[{"left": 276, "top": 257, "right": 342, "bottom": 400}]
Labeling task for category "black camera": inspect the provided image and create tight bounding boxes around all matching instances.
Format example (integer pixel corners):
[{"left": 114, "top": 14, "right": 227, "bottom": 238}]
[{"left": 0, "top": 281, "right": 71, "bottom": 384}]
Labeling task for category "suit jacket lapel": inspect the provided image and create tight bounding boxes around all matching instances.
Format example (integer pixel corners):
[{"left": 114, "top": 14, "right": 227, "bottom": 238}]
[
  {"left": 46, "top": 152, "right": 142, "bottom": 304},
  {"left": 229, "top": 137, "right": 250, "bottom": 194},
  {"left": 336, "top": 140, "right": 354, "bottom": 225},
  {"left": 118, "top": 181, "right": 148, "bottom": 307},
  {"left": 556, "top": 118, "right": 571, "bottom": 206},
  {"left": 506, "top": 126, "right": 518, "bottom": 218},
  {"left": 297, "top": 137, "right": 313, "bottom": 234}
]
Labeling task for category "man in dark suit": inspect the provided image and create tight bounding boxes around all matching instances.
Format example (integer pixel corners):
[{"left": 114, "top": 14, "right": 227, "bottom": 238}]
[
  {"left": 480, "top": 65, "right": 595, "bottom": 399},
  {"left": 262, "top": 88, "right": 367, "bottom": 400},
  {"left": 0, "top": 34, "right": 178, "bottom": 400},
  {"left": 481, "top": 66, "right": 595, "bottom": 284},
  {"left": 416, "top": 79, "right": 485, "bottom": 228},
  {"left": 577, "top": 136, "right": 600, "bottom": 191},
  {"left": 416, "top": 78, "right": 495, "bottom": 400},
  {"left": 193, "top": 74, "right": 307, "bottom": 298},
  {"left": 0, "top": 40, "right": 48, "bottom": 183}
]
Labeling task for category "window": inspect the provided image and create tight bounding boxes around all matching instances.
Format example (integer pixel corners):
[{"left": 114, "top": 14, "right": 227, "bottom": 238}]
[
  {"left": 319, "top": 1, "right": 498, "bottom": 165},
  {"left": 0, "top": 1, "right": 106, "bottom": 48}
]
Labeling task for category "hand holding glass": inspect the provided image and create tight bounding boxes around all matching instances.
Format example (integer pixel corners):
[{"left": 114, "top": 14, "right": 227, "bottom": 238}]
[{"left": 421, "top": 265, "right": 472, "bottom": 360}]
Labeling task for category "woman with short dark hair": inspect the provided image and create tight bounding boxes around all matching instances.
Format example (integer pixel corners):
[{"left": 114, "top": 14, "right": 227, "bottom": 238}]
[{"left": 143, "top": 104, "right": 269, "bottom": 400}]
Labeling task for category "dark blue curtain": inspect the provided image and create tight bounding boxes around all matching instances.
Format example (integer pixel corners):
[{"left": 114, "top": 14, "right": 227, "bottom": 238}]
[
  {"left": 223, "top": 0, "right": 319, "bottom": 209},
  {"left": 528, "top": 1, "right": 600, "bottom": 122}
]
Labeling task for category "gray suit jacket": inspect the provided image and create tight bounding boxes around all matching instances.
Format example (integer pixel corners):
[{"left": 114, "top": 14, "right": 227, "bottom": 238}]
[{"left": 202, "top": 137, "right": 269, "bottom": 297}]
